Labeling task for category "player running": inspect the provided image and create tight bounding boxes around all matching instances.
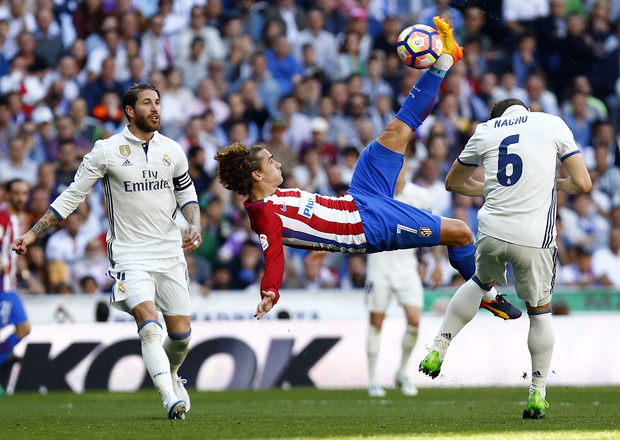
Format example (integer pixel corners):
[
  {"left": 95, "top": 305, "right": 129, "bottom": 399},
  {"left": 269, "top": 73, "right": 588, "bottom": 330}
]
[
  {"left": 419, "top": 98, "right": 592, "bottom": 419},
  {"left": 12, "top": 83, "right": 201, "bottom": 420},
  {"left": 215, "top": 17, "right": 521, "bottom": 322}
]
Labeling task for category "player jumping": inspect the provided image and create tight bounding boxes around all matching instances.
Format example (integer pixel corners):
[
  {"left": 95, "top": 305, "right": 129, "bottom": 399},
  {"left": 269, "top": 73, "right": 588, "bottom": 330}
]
[{"left": 215, "top": 17, "right": 522, "bottom": 322}]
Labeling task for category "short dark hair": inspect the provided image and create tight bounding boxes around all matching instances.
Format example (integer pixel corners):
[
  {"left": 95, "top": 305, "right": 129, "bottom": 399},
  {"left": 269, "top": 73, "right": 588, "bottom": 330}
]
[
  {"left": 490, "top": 98, "right": 527, "bottom": 119},
  {"left": 122, "top": 83, "right": 160, "bottom": 120},
  {"left": 5, "top": 178, "right": 27, "bottom": 192},
  {"left": 188, "top": 146, "right": 204, "bottom": 160},
  {"left": 342, "top": 146, "right": 360, "bottom": 157}
]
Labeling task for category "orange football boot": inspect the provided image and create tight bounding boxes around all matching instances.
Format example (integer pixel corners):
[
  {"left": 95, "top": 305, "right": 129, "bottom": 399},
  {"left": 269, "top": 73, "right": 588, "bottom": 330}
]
[{"left": 433, "top": 16, "right": 464, "bottom": 63}]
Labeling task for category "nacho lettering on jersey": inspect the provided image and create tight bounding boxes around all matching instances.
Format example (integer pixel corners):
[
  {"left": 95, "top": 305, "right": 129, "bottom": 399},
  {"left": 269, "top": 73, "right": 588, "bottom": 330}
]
[{"left": 458, "top": 105, "right": 580, "bottom": 248}]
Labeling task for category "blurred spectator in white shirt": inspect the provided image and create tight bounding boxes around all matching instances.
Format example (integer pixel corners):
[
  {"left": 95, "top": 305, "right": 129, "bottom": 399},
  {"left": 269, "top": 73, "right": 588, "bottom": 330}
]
[
  {"left": 175, "top": 5, "right": 225, "bottom": 63},
  {"left": 184, "top": 77, "right": 230, "bottom": 125},
  {"left": 592, "top": 227, "right": 620, "bottom": 288},
  {"left": 0, "top": 137, "right": 38, "bottom": 185}
]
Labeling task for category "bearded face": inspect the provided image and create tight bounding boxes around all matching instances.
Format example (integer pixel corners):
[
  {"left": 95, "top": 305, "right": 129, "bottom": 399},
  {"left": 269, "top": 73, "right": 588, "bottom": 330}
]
[
  {"left": 132, "top": 106, "right": 160, "bottom": 132},
  {"left": 130, "top": 89, "right": 161, "bottom": 133}
]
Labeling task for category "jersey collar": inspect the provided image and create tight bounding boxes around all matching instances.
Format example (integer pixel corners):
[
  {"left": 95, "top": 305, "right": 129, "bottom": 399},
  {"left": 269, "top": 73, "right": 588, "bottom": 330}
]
[
  {"left": 503, "top": 105, "right": 529, "bottom": 116},
  {"left": 122, "top": 124, "right": 161, "bottom": 145}
]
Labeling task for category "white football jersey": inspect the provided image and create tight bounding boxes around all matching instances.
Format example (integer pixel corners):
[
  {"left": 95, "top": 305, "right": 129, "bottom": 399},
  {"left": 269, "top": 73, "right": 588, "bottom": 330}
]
[
  {"left": 51, "top": 126, "right": 198, "bottom": 265},
  {"left": 458, "top": 105, "right": 580, "bottom": 248},
  {"left": 365, "top": 181, "right": 432, "bottom": 274}
]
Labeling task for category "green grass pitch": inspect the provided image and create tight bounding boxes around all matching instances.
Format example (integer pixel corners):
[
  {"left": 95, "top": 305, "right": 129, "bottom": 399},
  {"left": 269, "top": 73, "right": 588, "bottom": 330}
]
[{"left": 1, "top": 387, "right": 619, "bottom": 440}]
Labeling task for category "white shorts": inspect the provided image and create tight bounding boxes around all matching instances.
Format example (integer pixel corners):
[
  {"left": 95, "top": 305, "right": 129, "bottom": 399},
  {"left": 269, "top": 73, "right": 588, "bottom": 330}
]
[
  {"left": 365, "top": 270, "right": 424, "bottom": 313},
  {"left": 107, "top": 257, "right": 191, "bottom": 316},
  {"left": 475, "top": 233, "right": 557, "bottom": 308}
]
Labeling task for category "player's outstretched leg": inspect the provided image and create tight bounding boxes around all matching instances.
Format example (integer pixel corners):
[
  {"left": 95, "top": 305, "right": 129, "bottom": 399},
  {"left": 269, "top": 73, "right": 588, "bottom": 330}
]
[
  {"left": 433, "top": 16, "right": 463, "bottom": 63},
  {"left": 441, "top": 220, "right": 521, "bottom": 320},
  {"left": 522, "top": 390, "right": 549, "bottom": 419}
]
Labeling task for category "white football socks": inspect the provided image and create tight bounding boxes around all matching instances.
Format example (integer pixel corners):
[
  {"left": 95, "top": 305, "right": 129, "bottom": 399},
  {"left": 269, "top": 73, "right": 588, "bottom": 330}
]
[
  {"left": 139, "top": 321, "right": 175, "bottom": 400},
  {"left": 430, "top": 279, "right": 484, "bottom": 358},
  {"left": 366, "top": 325, "right": 382, "bottom": 385},
  {"left": 398, "top": 325, "right": 418, "bottom": 378},
  {"left": 433, "top": 53, "right": 454, "bottom": 71},
  {"left": 482, "top": 286, "right": 499, "bottom": 302},
  {"left": 528, "top": 313, "right": 555, "bottom": 398},
  {"left": 163, "top": 332, "right": 191, "bottom": 377}
]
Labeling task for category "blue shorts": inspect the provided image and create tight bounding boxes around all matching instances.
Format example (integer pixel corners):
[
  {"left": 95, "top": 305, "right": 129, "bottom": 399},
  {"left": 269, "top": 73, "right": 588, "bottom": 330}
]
[
  {"left": 0, "top": 290, "right": 28, "bottom": 328},
  {"left": 348, "top": 141, "right": 442, "bottom": 253}
]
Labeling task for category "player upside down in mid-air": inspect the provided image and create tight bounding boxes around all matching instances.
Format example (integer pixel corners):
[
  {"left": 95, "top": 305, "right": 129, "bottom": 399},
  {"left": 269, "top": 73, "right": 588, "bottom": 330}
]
[{"left": 215, "top": 17, "right": 522, "bottom": 321}]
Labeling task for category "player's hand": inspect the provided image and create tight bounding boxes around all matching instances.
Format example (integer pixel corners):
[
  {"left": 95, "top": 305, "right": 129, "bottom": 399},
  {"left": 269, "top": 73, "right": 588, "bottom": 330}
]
[
  {"left": 12, "top": 231, "right": 36, "bottom": 255},
  {"left": 430, "top": 264, "right": 443, "bottom": 288},
  {"left": 182, "top": 226, "right": 202, "bottom": 252},
  {"left": 254, "top": 290, "right": 276, "bottom": 320}
]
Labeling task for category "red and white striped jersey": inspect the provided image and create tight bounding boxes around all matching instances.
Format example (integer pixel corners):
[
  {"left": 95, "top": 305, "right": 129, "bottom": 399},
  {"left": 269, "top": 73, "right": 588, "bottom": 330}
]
[
  {"left": 245, "top": 188, "right": 367, "bottom": 302},
  {"left": 0, "top": 209, "right": 22, "bottom": 292}
]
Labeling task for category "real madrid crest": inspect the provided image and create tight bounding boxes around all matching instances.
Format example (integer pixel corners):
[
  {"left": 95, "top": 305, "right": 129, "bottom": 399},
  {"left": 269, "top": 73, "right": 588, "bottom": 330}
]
[
  {"left": 119, "top": 145, "right": 131, "bottom": 157},
  {"left": 117, "top": 283, "right": 125, "bottom": 294},
  {"left": 162, "top": 154, "right": 171, "bottom": 166}
]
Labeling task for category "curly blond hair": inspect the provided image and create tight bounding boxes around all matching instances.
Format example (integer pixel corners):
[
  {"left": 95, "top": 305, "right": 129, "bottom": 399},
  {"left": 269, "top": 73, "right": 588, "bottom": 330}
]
[{"left": 214, "top": 142, "right": 265, "bottom": 196}]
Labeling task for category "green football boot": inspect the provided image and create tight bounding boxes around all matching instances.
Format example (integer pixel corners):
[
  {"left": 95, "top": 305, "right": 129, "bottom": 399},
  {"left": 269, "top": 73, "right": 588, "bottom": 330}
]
[
  {"left": 522, "top": 390, "right": 549, "bottom": 419},
  {"left": 419, "top": 350, "right": 443, "bottom": 379}
]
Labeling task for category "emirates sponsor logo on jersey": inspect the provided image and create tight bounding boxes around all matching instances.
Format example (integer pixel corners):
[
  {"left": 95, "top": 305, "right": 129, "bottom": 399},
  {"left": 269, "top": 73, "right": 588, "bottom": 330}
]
[
  {"left": 123, "top": 170, "right": 171, "bottom": 192},
  {"left": 259, "top": 234, "right": 269, "bottom": 251},
  {"left": 419, "top": 227, "right": 432, "bottom": 237},
  {"left": 119, "top": 145, "right": 131, "bottom": 157}
]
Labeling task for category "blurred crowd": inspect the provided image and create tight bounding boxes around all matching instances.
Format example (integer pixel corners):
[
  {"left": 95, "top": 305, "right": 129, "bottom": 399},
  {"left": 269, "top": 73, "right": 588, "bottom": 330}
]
[{"left": 0, "top": 0, "right": 619, "bottom": 296}]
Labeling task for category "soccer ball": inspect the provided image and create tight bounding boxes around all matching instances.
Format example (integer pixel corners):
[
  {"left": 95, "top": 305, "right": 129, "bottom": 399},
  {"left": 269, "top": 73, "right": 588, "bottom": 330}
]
[{"left": 396, "top": 24, "right": 443, "bottom": 69}]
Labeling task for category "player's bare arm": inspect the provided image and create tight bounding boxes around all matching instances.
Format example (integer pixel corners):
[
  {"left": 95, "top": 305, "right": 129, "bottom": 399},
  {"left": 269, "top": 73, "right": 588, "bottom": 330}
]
[
  {"left": 445, "top": 161, "right": 484, "bottom": 197},
  {"left": 180, "top": 202, "right": 202, "bottom": 252},
  {"left": 12, "top": 209, "right": 61, "bottom": 255},
  {"left": 557, "top": 154, "right": 592, "bottom": 195}
]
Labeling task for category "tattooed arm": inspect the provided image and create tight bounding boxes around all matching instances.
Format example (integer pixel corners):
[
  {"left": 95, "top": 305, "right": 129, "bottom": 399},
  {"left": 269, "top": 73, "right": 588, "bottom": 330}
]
[
  {"left": 12, "top": 209, "right": 62, "bottom": 255},
  {"left": 180, "top": 202, "right": 202, "bottom": 252}
]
